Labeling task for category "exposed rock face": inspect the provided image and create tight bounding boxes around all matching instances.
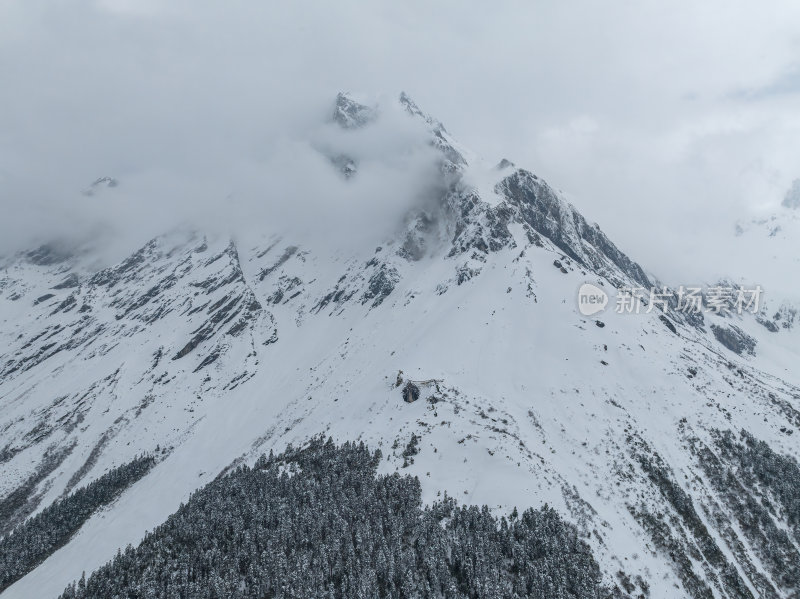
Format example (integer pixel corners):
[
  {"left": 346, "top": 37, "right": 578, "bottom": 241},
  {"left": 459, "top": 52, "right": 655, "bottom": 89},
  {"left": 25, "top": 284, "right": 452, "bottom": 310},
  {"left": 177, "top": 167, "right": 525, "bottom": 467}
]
[
  {"left": 659, "top": 314, "right": 678, "bottom": 334},
  {"left": 1, "top": 233, "right": 274, "bottom": 381},
  {"left": 496, "top": 170, "right": 652, "bottom": 289},
  {"left": 332, "top": 93, "right": 376, "bottom": 129},
  {"left": 399, "top": 92, "right": 466, "bottom": 170},
  {"left": 259, "top": 246, "right": 298, "bottom": 282},
  {"left": 328, "top": 93, "right": 377, "bottom": 177},
  {"left": 711, "top": 323, "right": 757, "bottom": 356},
  {"left": 5, "top": 91, "right": 799, "bottom": 599},
  {"left": 330, "top": 154, "right": 357, "bottom": 178},
  {"left": 401, "top": 382, "right": 420, "bottom": 403},
  {"left": 362, "top": 265, "right": 399, "bottom": 307},
  {"left": 446, "top": 190, "right": 515, "bottom": 257},
  {"left": 774, "top": 303, "right": 798, "bottom": 330},
  {"left": 783, "top": 178, "right": 800, "bottom": 209},
  {"left": 53, "top": 273, "right": 80, "bottom": 290},
  {"left": 25, "top": 243, "right": 73, "bottom": 266},
  {"left": 757, "top": 315, "right": 780, "bottom": 332},
  {"left": 496, "top": 158, "right": 515, "bottom": 170},
  {"left": 83, "top": 176, "right": 118, "bottom": 196},
  {"left": 313, "top": 92, "right": 655, "bottom": 314}
]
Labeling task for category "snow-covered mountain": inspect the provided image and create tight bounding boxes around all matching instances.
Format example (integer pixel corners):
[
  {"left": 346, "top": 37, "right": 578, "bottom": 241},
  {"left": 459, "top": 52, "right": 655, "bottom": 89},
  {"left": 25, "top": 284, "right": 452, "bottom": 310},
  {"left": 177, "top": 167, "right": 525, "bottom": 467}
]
[
  {"left": 731, "top": 179, "right": 800, "bottom": 339},
  {"left": 2, "top": 93, "right": 800, "bottom": 599}
]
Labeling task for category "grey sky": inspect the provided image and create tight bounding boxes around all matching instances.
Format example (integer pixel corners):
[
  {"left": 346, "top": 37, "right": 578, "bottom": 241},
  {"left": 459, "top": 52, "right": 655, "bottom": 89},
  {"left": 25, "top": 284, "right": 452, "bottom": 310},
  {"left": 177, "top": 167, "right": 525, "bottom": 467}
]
[{"left": 1, "top": 1, "right": 799, "bottom": 283}]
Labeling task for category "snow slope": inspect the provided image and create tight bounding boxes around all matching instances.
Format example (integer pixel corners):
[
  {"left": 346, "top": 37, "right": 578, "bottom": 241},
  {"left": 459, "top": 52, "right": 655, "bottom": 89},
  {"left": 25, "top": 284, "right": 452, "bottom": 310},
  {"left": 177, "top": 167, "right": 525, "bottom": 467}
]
[{"left": 2, "top": 94, "right": 800, "bottom": 599}]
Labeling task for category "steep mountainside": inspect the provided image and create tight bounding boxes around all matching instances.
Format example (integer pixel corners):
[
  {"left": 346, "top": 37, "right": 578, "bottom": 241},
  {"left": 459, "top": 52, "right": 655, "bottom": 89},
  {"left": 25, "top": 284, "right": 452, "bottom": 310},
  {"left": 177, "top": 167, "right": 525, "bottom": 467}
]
[{"left": 1, "top": 93, "right": 800, "bottom": 599}]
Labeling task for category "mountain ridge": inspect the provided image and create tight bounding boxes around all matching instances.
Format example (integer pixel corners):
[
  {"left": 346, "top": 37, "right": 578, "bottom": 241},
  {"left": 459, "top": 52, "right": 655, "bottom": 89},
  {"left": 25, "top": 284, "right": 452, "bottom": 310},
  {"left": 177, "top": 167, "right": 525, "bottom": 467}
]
[{"left": 1, "top": 93, "right": 799, "bottom": 599}]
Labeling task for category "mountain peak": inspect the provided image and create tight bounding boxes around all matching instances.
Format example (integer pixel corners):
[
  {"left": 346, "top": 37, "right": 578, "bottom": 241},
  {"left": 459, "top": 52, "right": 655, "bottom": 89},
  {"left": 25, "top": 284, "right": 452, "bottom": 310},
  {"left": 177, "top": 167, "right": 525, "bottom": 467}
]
[
  {"left": 332, "top": 92, "right": 376, "bottom": 129},
  {"left": 5, "top": 90, "right": 800, "bottom": 599},
  {"left": 83, "top": 176, "right": 118, "bottom": 197},
  {"left": 399, "top": 91, "right": 446, "bottom": 133},
  {"left": 398, "top": 91, "right": 425, "bottom": 119},
  {"left": 496, "top": 158, "right": 515, "bottom": 170}
]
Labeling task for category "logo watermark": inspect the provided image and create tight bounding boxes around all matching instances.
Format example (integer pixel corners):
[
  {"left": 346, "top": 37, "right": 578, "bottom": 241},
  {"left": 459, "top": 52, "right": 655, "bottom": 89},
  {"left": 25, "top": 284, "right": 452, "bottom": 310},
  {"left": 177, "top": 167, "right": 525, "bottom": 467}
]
[
  {"left": 577, "top": 283, "right": 609, "bottom": 316},
  {"left": 577, "top": 284, "right": 763, "bottom": 316}
]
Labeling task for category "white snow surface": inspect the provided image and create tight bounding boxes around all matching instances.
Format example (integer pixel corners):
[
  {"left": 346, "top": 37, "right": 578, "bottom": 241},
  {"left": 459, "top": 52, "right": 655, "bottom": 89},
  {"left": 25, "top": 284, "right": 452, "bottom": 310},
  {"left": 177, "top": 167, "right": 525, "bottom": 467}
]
[{"left": 1, "top": 95, "right": 799, "bottom": 599}]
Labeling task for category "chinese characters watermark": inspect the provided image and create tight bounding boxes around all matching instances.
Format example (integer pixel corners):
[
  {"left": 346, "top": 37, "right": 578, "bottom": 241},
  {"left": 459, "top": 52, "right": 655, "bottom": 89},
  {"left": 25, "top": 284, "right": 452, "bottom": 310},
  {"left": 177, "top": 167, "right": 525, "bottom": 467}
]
[{"left": 578, "top": 284, "right": 762, "bottom": 316}]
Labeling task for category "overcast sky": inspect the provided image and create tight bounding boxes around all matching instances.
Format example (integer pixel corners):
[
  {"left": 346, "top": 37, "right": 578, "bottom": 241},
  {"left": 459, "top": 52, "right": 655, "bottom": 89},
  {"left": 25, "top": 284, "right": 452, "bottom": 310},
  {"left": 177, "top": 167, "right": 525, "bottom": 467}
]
[{"left": 1, "top": 1, "right": 799, "bottom": 285}]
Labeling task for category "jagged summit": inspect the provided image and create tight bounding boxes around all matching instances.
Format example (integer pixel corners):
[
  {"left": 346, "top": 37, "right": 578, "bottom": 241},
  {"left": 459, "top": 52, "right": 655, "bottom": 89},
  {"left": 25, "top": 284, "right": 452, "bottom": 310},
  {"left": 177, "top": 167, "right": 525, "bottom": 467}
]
[
  {"left": 398, "top": 91, "right": 467, "bottom": 170},
  {"left": 2, "top": 92, "right": 800, "bottom": 599},
  {"left": 399, "top": 91, "right": 439, "bottom": 126},
  {"left": 496, "top": 169, "right": 652, "bottom": 288},
  {"left": 82, "top": 176, "right": 118, "bottom": 197},
  {"left": 331, "top": 92, "right": 376, "bottom": 129},
  {"left": 329, "top": 91, "right": 467, "bottom": 172},
  {"left": 333, "top": 92, "right": 653, "bottom": 289},
  {"left": 496, "top": 158, "right": 515, "bottom": 170}
]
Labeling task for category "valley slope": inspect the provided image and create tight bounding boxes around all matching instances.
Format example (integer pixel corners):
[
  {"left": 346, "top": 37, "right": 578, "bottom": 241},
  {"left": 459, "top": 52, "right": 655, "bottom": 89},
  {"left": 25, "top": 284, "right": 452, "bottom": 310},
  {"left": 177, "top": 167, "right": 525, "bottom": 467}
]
[{"left": 2, "top": 94, "right": 800, "bottom": 599}]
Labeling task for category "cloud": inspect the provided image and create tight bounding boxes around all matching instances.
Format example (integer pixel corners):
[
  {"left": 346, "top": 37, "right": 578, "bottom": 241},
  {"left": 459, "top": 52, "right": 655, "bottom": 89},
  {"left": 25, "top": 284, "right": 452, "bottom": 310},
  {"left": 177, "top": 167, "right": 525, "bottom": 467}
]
[
  {"left": 1, "top": 0, "right": 799, "bottom": 285},
  {"left": 730, "top": 64, "right": 800, "bottom": 101},
  {"left": 0, "top": 88, "right": 441, "bottom": 261}
]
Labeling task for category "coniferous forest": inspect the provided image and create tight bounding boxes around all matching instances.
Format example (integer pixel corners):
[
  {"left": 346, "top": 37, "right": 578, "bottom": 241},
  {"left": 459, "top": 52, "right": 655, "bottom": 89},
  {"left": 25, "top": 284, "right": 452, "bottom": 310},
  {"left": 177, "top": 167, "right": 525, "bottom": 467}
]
[
  {"left": 0, "top": 454, "right": 155, "bottom": 593},
  {"left": 56, "top": 438, "right": 606, "bottom": 599}
]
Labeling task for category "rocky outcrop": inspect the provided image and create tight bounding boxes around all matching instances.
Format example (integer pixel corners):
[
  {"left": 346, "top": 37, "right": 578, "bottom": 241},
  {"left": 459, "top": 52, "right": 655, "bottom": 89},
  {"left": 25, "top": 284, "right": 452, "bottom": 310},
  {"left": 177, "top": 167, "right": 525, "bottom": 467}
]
[
  {"left": 496, "top": 170, "right": 651, "bottom": 288},
  {"left": 361, "top": 264, "right": 399, "bottom": 307},
  {"left": 25, "top": 243, "right": 73, "bottom": 266},
  {"left": 83, "top": 176, "right": 118, "bottom": 197},
  {"left": 401, "top": 382, "right": 420, "bottom": 403},
  {"left": 399, "top": 92, "right": 466, "bottom": 172},
  {"left": 711, "top": 324, "right": 757, "bottom": 356},
  {"left": 332, "top": 93, "right": 376, "bottom": 129},
  {"left": 773, "top": 302, "right": 798, "bottom": 330}
]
